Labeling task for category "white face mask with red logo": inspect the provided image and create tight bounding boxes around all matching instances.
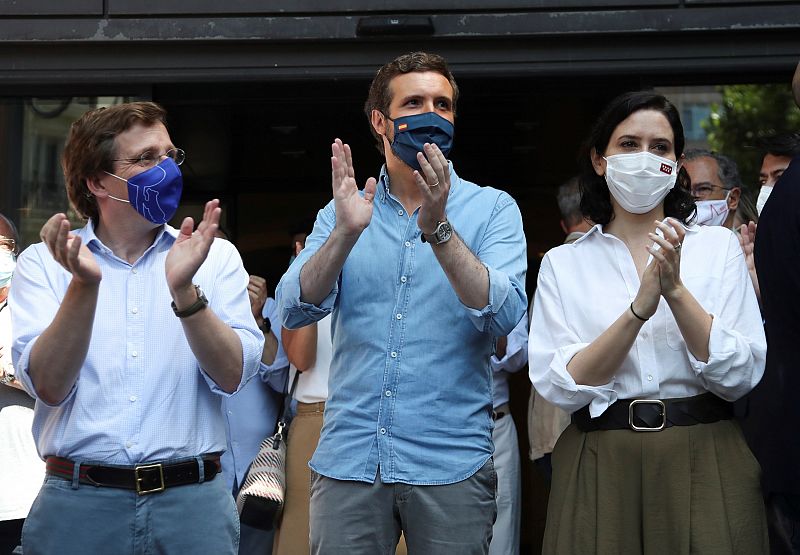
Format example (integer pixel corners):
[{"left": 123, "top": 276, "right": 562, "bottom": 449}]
[
  {"left": 604, "top": 151, "right": 678, "bottom": 214},
  {"left": 695, "top": 192, "right": 730, "bottom": 227}
]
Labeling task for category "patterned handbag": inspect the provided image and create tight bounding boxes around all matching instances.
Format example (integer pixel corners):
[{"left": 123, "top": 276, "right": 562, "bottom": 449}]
[{"left": 236, "top": 372, "right": 298, "bottom": 530}]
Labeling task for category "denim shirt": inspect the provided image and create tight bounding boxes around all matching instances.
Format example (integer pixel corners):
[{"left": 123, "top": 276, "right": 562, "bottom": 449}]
[{"left": 276, "top": 164, "right": 527, "bottom": 485}]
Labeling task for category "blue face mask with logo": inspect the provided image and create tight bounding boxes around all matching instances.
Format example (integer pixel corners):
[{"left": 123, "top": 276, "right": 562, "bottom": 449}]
[
  {"left": 386, "top": 112, "right": 454, "bottom": 171},
  {"left": 105, "top": 158, "right": 183, "bottom": 225}
]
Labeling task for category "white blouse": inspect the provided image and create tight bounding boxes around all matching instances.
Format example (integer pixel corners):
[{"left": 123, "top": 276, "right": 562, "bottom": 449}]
[{"left": 528, "top": 223, "right": 765, "bottom": 418}]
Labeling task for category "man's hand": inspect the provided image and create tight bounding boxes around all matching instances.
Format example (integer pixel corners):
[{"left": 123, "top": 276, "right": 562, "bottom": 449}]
[
  {"left": 414, "top": 143, "right": 450, "bottom": 235},
  {"left": 166, "top": 199, "right": 220, "bottom": 303},
  {"left": 40, "top": 213, "right": 101, "bottom": 285},
  {"left": 738, "top": 221, "right": 761, "bottom": 303},
  {"left": 248, "top": 275, "right": 268, "bottom": 320},
  {"left": 331, "top": 139, "right": 377, "bottom": 238}
]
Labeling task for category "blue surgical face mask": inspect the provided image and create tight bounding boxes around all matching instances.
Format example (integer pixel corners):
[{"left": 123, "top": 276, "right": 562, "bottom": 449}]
[
  {"left": 386, "top": 112, "right": 454, "bottom": 171},
  {"left": 0, "top": 250, "right": 15, "bottom": 288},
  {"left": 104, "top": 158, "right": 183, "bottom": 225}
]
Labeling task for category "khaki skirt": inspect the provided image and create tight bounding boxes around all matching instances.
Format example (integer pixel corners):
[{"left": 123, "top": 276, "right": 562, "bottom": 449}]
[{"left": 543, "top": 419, "right": 769, "bottom": 554}]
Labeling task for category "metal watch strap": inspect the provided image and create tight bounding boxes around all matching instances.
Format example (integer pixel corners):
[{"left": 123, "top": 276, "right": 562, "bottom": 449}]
[{"left": 171, "top": 285, "right": 208, "bottom": 318}]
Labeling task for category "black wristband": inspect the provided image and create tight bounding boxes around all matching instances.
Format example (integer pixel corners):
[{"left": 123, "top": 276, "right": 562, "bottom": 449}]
[
  {"left": 260, "top": 317, "right": 272, "bottom": 335},
  {"left": 171, "top": 285, "right": 209, "bottom": 318},
  {"left": 629, "top": 302, "right": 649, "bottom": 322}
]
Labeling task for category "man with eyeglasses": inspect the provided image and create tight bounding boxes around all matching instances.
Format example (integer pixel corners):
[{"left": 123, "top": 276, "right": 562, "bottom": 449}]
[
  {"left": 684, "top": 149, "right": 742, "bottom": 229},
  {"left": 9, "top": 102, "right": 262, "bottom": 554}
]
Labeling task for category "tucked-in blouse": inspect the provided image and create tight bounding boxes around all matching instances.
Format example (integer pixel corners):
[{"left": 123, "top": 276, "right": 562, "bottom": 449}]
[{"left": 529, "top": 223, "right": 765, "bottom": 418}]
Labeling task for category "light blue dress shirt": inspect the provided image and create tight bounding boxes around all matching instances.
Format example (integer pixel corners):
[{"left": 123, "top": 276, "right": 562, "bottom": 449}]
[
  {"left": 490, "top": 312, "right": 529, "bottom": 409},
  {"left": 221, "top": 297, "right": 289, "bottom": 492},
  {"left": 10, "top": 222, "right": 263, "bottom": 465},
  {"left": 276, "top": 165, "right": 527, "bottom": 485}
]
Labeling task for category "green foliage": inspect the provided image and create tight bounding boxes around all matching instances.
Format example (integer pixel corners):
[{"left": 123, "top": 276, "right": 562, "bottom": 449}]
[{"left": 702, "top": 84, "right": 800, "bottom": 191}]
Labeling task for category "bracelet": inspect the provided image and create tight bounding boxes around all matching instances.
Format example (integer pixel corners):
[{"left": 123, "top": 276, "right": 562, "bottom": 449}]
[{"left": 629, "top": 302, "right": 649, "bottom": 322}]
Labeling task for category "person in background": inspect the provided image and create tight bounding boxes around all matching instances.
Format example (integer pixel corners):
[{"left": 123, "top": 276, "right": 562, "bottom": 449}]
[
  {"left": 273, "top": 230, "right": 332, "bottom": 555},
  {"left": 488, "top": 313, "right": 527, "bottom": 555},
  {"left": 530, "top": 91, "right": 767, "bottom": 553},
  {"left": 683, "top": 149, "right": 741, "bottom": 228},
  {"left": 0, "top": 213, "right": 46, "bottom": 555},
  {"left": 11, "top": 102, "right": 262, "bottom": 554},
  {"left": 215, "top": 226, "right": 290, "bottom": 555},
  {"left": 528, "top": 177, "right": 588, "bottom": 483}
]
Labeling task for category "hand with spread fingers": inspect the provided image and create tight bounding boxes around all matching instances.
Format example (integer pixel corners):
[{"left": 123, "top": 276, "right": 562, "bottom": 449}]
[
  {"left": 40, "top": 213, "right": 102, "bottom": 285},
  {"left": 331, "top": 138, "right": 377, "bottom": 238},
  {"left": 248, "top": 275, "right": 268, "bottom": 320},
  {"left": 166, "top": 198, "right": 220, "bottom": 296},
  {"left": 647, "top": 217, "right": 686, "bottom": 299},
  {"left": 414, "top": 142, "right": 450, "bottom": 235}
]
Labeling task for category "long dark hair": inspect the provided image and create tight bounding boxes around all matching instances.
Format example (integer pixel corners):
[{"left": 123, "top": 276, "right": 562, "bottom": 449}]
[{"left": 579, "top": 91, "right": 695, "bottom": 226}]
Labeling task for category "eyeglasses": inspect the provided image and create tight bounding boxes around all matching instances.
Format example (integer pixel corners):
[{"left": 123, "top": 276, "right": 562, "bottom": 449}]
[
  {"left": 0, "top": 238, "right": 15, "bottom": 253},
  {"left": 690, "top": 184, "right": 731, "bottom": 200},
  {"left": 113, "top": 148, "right": 185, "bottom": 169}
]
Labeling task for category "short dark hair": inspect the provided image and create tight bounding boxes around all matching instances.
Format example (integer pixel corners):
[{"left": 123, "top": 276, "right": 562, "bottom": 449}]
[
  {"left": 684, "top": 149, "right": 742, "bottom": 191},
  {"left": 578, "top": 91, "right": 695, "bottom": 226},
  {"left": 556, "top": 176, "right": 584, "bottom": 228},
  {"left": 757, "top": 132, "right": 800, "bottom": 159},
  {"left": 364, "top": 52, "right": 459, "bottom": 155},
  {"left": 0, "top": 212, "right": 19, "bottom": 255},
  {"left": 62, "top": 101, "right": 168, "bottom": 221}
]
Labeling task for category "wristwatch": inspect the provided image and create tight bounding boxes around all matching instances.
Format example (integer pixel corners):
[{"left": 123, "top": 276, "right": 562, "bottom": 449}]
[
  {"left": 421, "top": 220, "right": 453, "bottom": 245},
  {"left": 171, "top": 285, "right": 209, "bottom": 318},
  {"left": 260, "top": 317, "right": 272, "bottom": 335},
  {"left": 0, "top": 371, "right": 14, "bottom": 385}
]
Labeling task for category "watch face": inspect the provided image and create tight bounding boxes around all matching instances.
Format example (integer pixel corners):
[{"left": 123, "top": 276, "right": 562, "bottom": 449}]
[{"left": 435, "top": 221, "right": 453, "bottom": 243}]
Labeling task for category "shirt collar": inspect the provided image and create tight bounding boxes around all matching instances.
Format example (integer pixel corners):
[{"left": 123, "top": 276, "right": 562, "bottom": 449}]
[
  {"left": 83, "top": 219, "right": 174, "bottom": 257},
  {"left": 574, "top": 219, "right": 700, "bottom": 246}
]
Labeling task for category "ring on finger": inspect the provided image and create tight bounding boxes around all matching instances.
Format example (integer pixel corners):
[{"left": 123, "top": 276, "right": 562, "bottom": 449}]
[
  {"left": 674, "top": 242, "right": 682, "bottom": 251},
  {"left": 429, "top": 179, "right": 440, "bottom": 188}
]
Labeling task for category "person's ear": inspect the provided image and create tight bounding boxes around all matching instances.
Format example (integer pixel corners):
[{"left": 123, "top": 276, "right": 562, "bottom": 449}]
[
  {"left": 728, "top": 187, "right": 741, "bottom": 211},
  {"left": 590, "top": 147, "right": 605, "bottom": 177}
]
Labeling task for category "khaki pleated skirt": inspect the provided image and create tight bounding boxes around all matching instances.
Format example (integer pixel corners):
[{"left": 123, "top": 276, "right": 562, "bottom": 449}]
[{"left": 543, "top": 419, "right": 769, "bottom": 555}]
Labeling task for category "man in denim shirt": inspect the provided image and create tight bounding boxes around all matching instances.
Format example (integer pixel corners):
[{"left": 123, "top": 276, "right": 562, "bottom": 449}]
[{"left": 276, "top": 52, "right": 527, "bottom": 554}]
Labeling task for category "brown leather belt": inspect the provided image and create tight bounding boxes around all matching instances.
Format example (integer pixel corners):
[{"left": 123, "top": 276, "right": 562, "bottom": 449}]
[
  {"left": 46, "top": 455, "right": 221, "bottom": 495},
  {"left": 571, "top": 392, "right": 733, "bottom": 432}
]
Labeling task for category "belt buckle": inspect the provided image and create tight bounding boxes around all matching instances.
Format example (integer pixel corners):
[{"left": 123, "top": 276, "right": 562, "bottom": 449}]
[
  {"left": 628, "top": 399, "right": 666, "bottom": 432},
  {"left": 134, "top": 463, "right": 165, "bottom": 495}
]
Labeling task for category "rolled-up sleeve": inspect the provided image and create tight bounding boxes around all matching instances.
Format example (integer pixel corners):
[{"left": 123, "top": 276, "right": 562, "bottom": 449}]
[
  {"left": 529, "top": 255, "right": 616, "bottom": 415},
  {"left": 259, "top": 298, "right": 289, "bottom": 392},
  {"left": 199, "top": 242, "right": 263, "bottom": 396},
  {"left": 686, "top": 233, "right": 766, "bottom": 400},
  {"left": 10, "top": 245, "right": 76, "bottom": 406},
  {"left": 276, "top": 201, "right": 339, "bottom": 330},
  {"left": 464, "top": 192, "right": 527, "bottom": 337}
]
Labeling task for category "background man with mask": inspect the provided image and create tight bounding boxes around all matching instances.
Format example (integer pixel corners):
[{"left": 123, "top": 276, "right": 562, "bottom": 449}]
[
  {"left": 684, "top": 149, "right": 742, "bottom": 228},
  {"left": 277, "top": 51, "right": 527, "bottom": 554},
  {"left": 0, "top": 212, "right": 45, "bottom": 554},
  {"left": 10, "top": 102, "right": 262, "bottom": 554}
]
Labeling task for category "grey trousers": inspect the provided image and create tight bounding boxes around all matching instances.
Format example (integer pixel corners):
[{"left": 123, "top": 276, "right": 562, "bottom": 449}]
[{"left": 309, "top": 459, "right": 497, "bottom": 555}]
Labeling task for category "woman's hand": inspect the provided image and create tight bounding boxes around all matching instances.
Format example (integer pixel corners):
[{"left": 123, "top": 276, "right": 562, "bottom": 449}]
[
  {"left": 632, "top": 255, "right": 662, "bottom": 320},
  {"left": 648, "top": 218, "right": 686, "bottom": 300}
]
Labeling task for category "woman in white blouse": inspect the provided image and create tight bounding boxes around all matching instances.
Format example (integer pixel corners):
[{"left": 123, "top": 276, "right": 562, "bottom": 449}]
[{"left": 529, "top": 91, "right": 768, "bottom": 554}]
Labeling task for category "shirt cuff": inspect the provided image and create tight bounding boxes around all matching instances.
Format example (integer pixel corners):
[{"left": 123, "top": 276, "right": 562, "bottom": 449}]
[
  {"left": 548, "top": 343, "right": 617, "bottom": 417},
  {"left": 16, "top": 336, "right": 78, "bottom": 407},
  {"left": 463, "top": 265, "right": 513, "bottom": 334},
  {"left": 200, "top": 328, "right": 261, "bottom": 397},
  {"left": 685, "top": 313, "right": 738, "bottom": 381},
  {"left": 279, "top": 272, "right": 337, "bottom": 329}
]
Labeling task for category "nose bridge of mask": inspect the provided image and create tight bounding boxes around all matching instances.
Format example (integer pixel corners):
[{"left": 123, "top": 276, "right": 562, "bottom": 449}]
[{"left": 605, "top": 151, "right": 676, "bottom": 175}]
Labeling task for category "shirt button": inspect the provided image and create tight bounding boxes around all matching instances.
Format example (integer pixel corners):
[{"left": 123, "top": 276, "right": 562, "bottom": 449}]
[
  {"left": 131, "top": 307, "right": 138, "bottom": 314},
  {"left": 385, "top": 390, "right": 392, "bottom": 397},
  {"left": 647, "top": 374, "right": 653, "bottom": 381},
  {"left": 380, "top": 428, "right": 387, "bottom": 435},
  {"left": 131, "top": 268, "right": 138, "bottom": 274},
  {"left": 404, "top": 241, "right": 411, "bottom": 248},
  {"left": 396, "top": 314, "right": 402, "bottom": 320},
  {"left": 131, "top": 351, "right": 138, "bottom": 358},
  {"left": 400, "top": 276, "right": 407, "bottom": 283},
  {"left": 125, "top": 442, "right": 133, "bottom": 449},
  {"left": 129, "top": 395, "right": 137, "bottom": 402},
  {"left": 390, "top": 351, "right": 397, "bottom": 358},
  {"left": 398, "top": 209, "right": 404, "bottom": 216}
]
